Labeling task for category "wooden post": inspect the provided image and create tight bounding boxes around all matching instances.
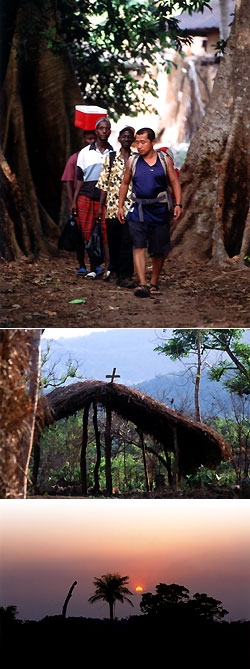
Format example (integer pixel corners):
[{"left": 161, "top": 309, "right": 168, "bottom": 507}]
[
  {"left": 80, "top": 403, "right": 90, "bottom": 495},
  {"left": 104, "top": 368, "right": 120, "bottom": 495},
  {"left": 172, "top": 424, "right": 179, "bottom": 490},
  {"left": 195, "top": 329, "right": 202, "bottom": 423},
  {"left": 32, "top": 434, "right": 40, "bottom": 491},
  {"left": 105, "top": 405, "right": 113, "bottom": 495},
  {"left": 93, "top": 401, "right": 101, "bottom": 494},
  {"left": 137, "top": 428, "right": 150, "bottom": 493},
  {"left": 163, "top": 442, "right": 173, "bottom": 487}
]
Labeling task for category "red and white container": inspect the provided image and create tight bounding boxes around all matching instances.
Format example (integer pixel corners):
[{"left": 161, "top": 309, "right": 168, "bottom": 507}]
[{"left": 74, "top": 105, "right": 107, "bottom": 130}]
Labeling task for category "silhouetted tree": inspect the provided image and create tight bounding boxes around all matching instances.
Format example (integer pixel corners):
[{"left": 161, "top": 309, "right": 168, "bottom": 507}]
[
  {"left": 140, "top": 583, "right": 190, "bottom": 618},
  {"left": 140, "top": 583, "right": 228, "bottom": 622},
  {"left": 62, "top": 581, "right": 77, "bottom": 619},
  {"left": 88, "top": 573, "right": 133, "bottom": 622},
  {"left": 187, "top": 592, "right": 228, "bottom": 621},
  {"left": 0, "top": 605, "right": 19, "bottom": 624}
]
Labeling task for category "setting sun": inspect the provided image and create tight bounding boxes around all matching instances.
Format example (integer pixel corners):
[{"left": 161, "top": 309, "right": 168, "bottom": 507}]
[{"left": 135, "top": 586, "right": 143, "bottom": 593}]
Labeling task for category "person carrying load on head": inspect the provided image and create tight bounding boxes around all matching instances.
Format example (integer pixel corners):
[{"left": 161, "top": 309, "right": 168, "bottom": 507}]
[
  {"left": 72, "top": 118, "right": 113, "bottom": 279},
  {"left": 96, "top": 126, "right": 136, "bottom": 287},
  {"left": 118, "top": 127, "right": 182, "bottom": 298},
  {"left": 61, "top": 129, "right": 96, "bottom": 267}
]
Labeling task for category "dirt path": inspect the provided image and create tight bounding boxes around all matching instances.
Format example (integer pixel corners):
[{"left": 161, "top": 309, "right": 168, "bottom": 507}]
[{"left": 1, "top": 250, "right": 250, "bottom": 328}]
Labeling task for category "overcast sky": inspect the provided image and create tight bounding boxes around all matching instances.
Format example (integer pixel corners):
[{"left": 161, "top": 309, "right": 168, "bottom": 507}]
[{"left": 44, "top": 328, "right": 112, "bottom": 339}]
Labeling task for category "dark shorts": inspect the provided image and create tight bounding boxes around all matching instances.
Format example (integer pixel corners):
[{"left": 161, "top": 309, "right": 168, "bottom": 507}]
[{"left": 127, "top": 219, "right": 171, "bottom": 256}]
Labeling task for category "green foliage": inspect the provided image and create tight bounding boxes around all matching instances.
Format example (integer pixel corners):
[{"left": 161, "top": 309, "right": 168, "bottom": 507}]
[
  {"left": 182, "top": 461, "right": 236, "bottom": 489},
  {"left": 214, "top": 37, "right": 228, "bottom": 54},
  {"left": 33, "top": 410, "right": 168, "bottom": 492},
  {"left": 155, "top": 328, "right": 250, "bottom": 396},
  {"left": 34, "top": 414, "right": 83, "bottom": 486},
  {"left": 40, "top": 340, "right": 83, "bottom": 390},
  {"left": 206, "top": 413, "right": 250, "bottom": 480},
  {"left": 155, "top": 328, "right": 245, "bottom": 359},
  {"left": 16, "top": 0, "right": 211, "bottom": 119},
  {"left": 48, "top": 461, "right": 81, "bottom": 485}
]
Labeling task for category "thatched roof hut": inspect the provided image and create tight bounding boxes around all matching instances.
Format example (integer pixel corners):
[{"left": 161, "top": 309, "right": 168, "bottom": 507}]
[{"left": 40, "top": 381, "right": 231, "bottom": 475}]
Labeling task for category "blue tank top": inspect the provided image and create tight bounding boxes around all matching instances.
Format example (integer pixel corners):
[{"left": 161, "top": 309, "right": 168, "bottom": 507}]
[
  {"left": 129, "top": 155, "right": 169, "bottom": 225},
  {"left": 132, "top": 154, "right": 166, "bottom": 198}
]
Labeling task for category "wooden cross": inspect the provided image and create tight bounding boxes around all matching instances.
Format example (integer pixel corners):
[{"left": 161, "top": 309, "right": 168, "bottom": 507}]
[{"left": 106, "top": 367, "right": 120, "bottom": 383}]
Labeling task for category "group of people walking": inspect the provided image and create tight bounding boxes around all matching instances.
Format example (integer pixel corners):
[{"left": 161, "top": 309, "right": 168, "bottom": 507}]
[{"left": 62, "top": 117, "right": 182, "bottom": 297}]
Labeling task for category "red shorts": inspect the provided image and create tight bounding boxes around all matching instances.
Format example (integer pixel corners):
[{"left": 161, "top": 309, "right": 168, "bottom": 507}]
[{"left": 77, "top": 195, "right": 107, "bottom": 245}]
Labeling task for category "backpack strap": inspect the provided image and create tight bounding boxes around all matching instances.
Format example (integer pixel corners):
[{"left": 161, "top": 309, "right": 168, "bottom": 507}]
[
  {"left": 157, "top": 150, "right": 168, "bottom": 176},
  {"left": 129, "top": 153, "right": 140, "bottom": 178},
  {"left": 129, "top": 150, "right": 171, "bottom": 177}
]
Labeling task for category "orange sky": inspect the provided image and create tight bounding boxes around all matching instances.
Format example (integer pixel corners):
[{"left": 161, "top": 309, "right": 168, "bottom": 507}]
[{"left": 0, "top": 499, "right": 249, "bottom": 621}]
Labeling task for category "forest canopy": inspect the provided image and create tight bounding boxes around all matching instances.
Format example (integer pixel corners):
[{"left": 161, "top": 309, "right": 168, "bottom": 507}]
[{"left": 1, "top": 0, "right": 211, "bottom": 117}]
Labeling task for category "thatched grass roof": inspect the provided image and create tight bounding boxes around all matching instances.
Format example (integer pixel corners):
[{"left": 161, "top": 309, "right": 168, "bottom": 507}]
[{"left": 39, "top": 381, "right": 231, "bottom": 474}]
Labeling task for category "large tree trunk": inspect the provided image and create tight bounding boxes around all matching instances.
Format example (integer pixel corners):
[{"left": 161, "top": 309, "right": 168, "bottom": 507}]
[
  {"left": 0, "top": 329, "right": 42, "bottom": 498},
  {"left": 17, "top": 329, "right": 42, "bottom": 497},
  {"left": 172, "top": 0, "right": 250, "bottom": 266},
  {"left": 0, "top": 1, "right": 83, "bottom": 259},
  {"left": 109, "top": 601, "right": 114, "bottom": 622},
  {"left": 194, "top": 329, "right": 202, "bottom": 423}
]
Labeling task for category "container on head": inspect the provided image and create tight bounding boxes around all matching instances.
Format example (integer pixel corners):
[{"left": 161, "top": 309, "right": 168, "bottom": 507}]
[{"left": 75, "top": 105, "right": 107, "bottom": 130}]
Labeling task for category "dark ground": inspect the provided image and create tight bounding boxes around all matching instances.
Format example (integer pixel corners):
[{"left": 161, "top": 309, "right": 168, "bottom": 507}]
[
  {"left": 1, "top": 250, "right": 250, "bottom": 328},
  {"left": 30, "top": 482, "right": 250, "bottom": 499},
  {"left": 1, "top": 616, "right": 249, "bottom": 667}
]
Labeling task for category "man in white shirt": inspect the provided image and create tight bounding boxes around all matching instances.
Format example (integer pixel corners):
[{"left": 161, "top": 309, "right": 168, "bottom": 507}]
[{"left": 72, "top": 118, "right": 113, "bottom": 278}]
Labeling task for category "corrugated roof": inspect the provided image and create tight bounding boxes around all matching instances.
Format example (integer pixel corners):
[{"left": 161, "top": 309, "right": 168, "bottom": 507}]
[{"left": 177, "top": 0, "right": 236, "bottom": 33}]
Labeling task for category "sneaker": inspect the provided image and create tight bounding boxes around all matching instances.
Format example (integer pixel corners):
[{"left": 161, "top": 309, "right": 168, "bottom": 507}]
[
  {"left": 103, "top": 270, "right": 111, "bottom": 281},
  {"left": 77, "top": 267, "right": 87, "bottom": 276},
  {"left": 85, "top": 271, "right": 97, "bottom": 279},
  {"left": 95, "top": 266, "right": 104, "bottom": 277}
]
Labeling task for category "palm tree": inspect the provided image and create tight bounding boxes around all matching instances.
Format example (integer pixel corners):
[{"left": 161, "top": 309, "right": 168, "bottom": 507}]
[{"left": 88, "top": 573, "right": 134, "bottom": 622}]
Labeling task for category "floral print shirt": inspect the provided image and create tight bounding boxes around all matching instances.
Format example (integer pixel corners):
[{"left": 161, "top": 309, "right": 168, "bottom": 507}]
[{"left": 97, "top": 150, "right": 136, "bottom": 219}]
